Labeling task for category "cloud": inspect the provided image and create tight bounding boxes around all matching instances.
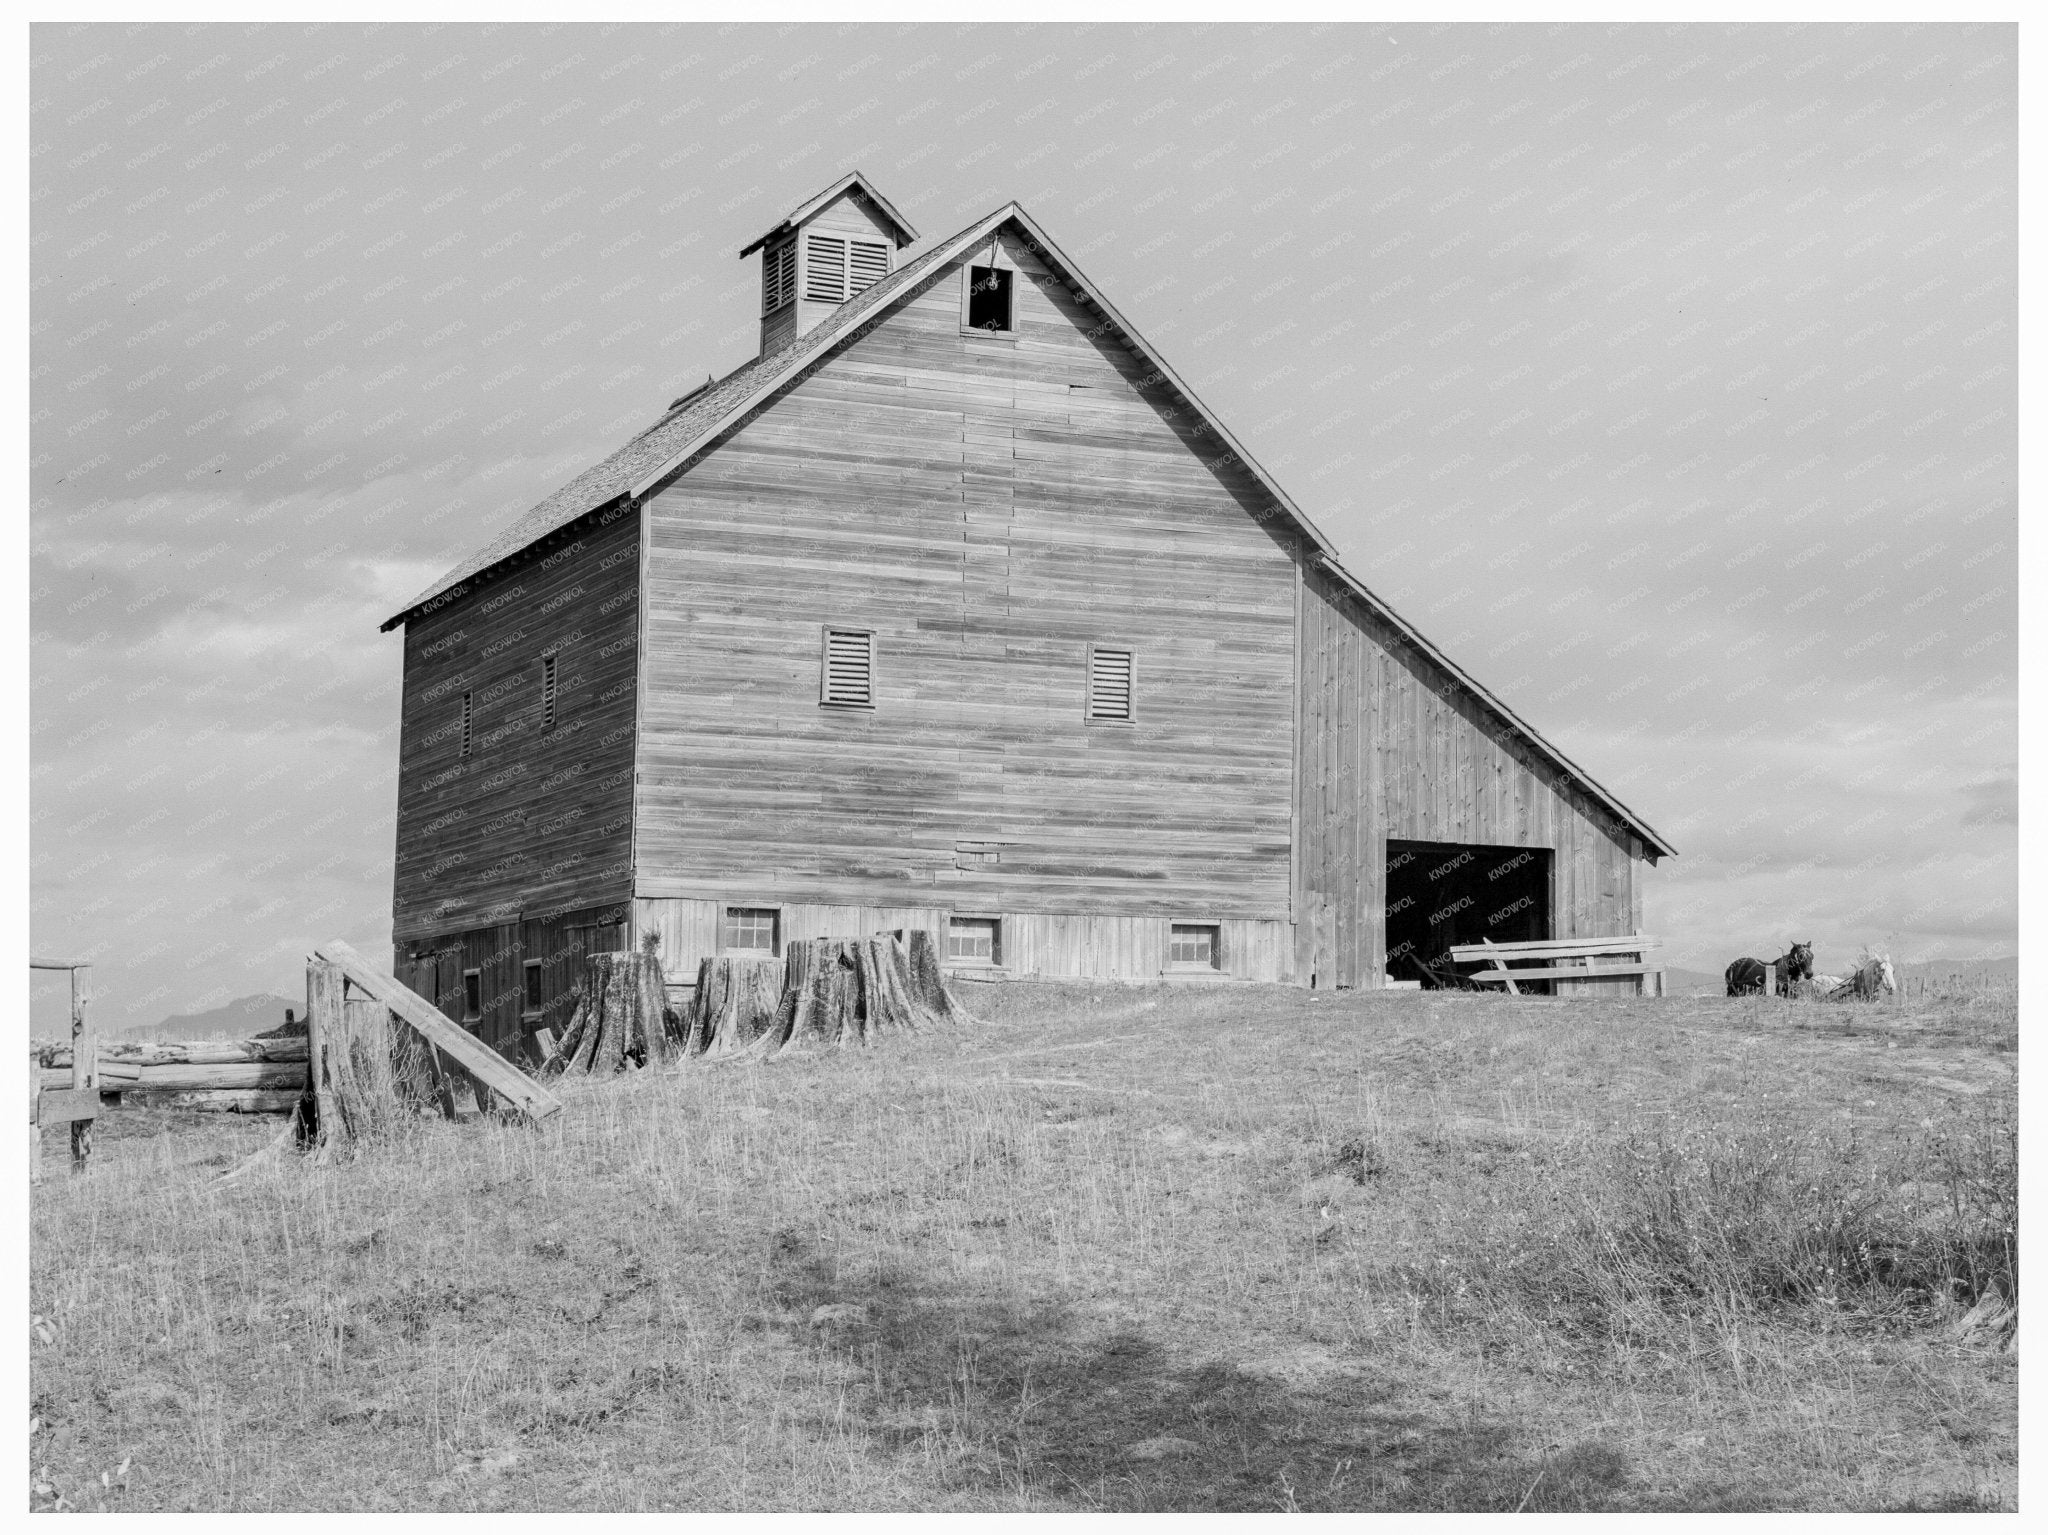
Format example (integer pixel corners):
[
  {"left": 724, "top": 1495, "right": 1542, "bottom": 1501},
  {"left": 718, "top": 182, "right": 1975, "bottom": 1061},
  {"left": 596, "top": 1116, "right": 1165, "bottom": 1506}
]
[
  {"left": 28, "top": 22, "right": 2018, "bottom": 1021},
  {"left": 1959, "top": 768, "right": 2018, "bottom": 826}
]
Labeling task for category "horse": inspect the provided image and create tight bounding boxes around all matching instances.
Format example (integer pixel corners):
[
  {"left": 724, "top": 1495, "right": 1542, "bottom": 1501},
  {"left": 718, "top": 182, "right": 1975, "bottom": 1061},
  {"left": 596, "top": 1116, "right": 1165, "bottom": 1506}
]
[
  {"left": 1726, "top": 941, "right": 1813, "bottom": 997},
  {"left": 1725, "top": 957, "right": 1768, "bottom": 996},
  {"left": 1779, "top": 942, "right": 1814, "bottom": 995},
  {"left": 1830, "top": 952, "right": 1897, "bottom": 1000}
]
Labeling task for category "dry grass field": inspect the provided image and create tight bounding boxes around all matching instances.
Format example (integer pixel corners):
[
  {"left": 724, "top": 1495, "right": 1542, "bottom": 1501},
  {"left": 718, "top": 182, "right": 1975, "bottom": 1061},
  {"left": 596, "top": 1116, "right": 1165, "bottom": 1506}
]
[{"left": 30, "top": 980, "right": 2016, "bottom": 1512}]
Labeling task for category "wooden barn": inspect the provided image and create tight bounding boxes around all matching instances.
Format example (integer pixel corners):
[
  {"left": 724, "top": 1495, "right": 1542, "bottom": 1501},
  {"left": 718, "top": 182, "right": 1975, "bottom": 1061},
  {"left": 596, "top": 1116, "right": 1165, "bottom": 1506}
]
[{"left": 381, "top": 172, "right": 1675, "bottom": 1058}]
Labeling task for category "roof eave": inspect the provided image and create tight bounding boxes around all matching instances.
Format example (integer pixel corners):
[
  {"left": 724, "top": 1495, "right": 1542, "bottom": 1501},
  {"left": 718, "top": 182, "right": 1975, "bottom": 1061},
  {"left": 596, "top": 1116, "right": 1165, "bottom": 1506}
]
[
  {"left": 1314, "top": 554, "right": 1677, "bottom": 859},
  {"left": 378, "top": 493, "right": 632, "bottom": 632}
]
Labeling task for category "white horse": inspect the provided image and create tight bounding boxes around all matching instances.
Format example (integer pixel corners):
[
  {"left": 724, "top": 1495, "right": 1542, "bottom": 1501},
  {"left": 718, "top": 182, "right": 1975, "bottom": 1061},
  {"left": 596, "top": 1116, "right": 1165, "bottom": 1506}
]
[{"left": 1827, "top": 952, "right": 1896, "bottom": 1001}]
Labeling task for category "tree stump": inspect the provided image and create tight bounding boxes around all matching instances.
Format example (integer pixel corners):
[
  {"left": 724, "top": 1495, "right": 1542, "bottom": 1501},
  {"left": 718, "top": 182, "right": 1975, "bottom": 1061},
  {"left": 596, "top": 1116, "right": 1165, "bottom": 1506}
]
[
  {"left": 744, "top": 929, "right": 967, "bottom": 1059},
  {"left": 552, "top": 951, "right": 672, "bottom": 1076},
  {"left": 684, "top": 955, "right": 785, "bottom": 1055},
  {"left": 302, "top": 962, "right": 438, "bottom": 1160}
]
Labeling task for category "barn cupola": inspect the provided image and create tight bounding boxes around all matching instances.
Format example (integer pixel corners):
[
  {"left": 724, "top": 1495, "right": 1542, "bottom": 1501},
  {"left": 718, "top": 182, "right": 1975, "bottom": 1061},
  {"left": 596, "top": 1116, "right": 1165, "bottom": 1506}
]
[{"left": 740, "top": 171, "right": 918, "bottom": 357}]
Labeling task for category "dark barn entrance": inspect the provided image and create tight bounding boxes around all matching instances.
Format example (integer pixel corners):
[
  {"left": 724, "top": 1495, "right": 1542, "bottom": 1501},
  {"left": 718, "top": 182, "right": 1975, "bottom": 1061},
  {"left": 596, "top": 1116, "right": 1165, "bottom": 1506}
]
[{"left": 1385, "top": 839, "right": 1552, "bottom": 987}]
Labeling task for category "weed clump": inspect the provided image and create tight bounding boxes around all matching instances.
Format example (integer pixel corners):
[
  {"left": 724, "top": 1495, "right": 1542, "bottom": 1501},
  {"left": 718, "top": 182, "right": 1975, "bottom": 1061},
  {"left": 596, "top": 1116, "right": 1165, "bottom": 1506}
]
[{"left": 1455, "top": 1086, "right": 2018, "bottom": 1346}]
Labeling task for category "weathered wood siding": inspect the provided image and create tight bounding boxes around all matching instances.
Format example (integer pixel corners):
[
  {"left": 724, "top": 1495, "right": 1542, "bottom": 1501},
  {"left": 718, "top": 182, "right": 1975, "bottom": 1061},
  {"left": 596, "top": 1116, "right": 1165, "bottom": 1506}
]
[
  {"left": 1296, "top": 565, "right": 1644, "bottom": 992},
  {"left": 633, "top": 898, "right": 1290, "bottom": 986},
  {"left": 635, "top": 228, "right": 1299, "bottom": 940},
  {"left": 395, "top": 904, "right": 625, "bottom": 1064},
  {"left": 391, "top": 502, "right": 641, "bottom": 943}
]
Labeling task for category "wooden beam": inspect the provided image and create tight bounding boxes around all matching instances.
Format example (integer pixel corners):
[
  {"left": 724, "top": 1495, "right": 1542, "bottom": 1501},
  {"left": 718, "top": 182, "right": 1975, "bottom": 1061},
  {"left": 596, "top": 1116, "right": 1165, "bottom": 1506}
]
[
  {"left": 45, "top": 1062, "right": 307, "bottom": 1094},
  {"left": 36, "top": 1088, "right": 100, "bottom": 1126},
  {"left": 1467, "top": 963, "right": 1659, "bottom": 985},
  {"left": 1448, "top": 935, "right": 1660, "bottom": 957},
  {"left": 311, "top": 940, "right": 562, "bottom": 1122},
  {"left": 1479, "top": 936, "right": 1520, "bottom": 996},
  {"left": 29, "top": 957, "right": 92, "bottom": 971}
]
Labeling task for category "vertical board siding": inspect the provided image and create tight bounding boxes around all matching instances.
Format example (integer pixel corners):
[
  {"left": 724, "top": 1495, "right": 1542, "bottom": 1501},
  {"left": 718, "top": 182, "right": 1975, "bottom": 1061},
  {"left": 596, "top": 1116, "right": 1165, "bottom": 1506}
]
[
  {"left": 1297, "top": 565, "right": 1646, "bottom": 991},
  {"left": 634, "top": 229, "right": 1297, "bottom": 932},
  {"left": 395, "top": 905, "right": 626, "bottom": 1061},
  {"left": 392, "top": 504, "right": 642, "bottom": 942},
  {"left": 632, "top": 897, "right": 1289, "bottom": 986}
]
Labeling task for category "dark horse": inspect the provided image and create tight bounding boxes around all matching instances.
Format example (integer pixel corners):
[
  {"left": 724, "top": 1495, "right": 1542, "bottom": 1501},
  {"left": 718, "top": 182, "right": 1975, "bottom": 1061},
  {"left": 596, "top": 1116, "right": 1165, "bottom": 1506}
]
[{"left": 1726, "top": 942, "right": 1815, "bottom": 997}]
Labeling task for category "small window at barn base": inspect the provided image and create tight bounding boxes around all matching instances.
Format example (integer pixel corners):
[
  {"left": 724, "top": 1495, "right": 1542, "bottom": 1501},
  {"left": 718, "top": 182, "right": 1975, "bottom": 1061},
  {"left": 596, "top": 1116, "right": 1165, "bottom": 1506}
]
[
  {"left": 462, "top": 968, "right": 483, "bottom": 1021},
  {"left": 724, "top": 907, "right": 780, "bottom": 955},
  {"left": 964, "top": 265, "right": 1014, "bottom": 335},
  {"left": 947, "top": 916, "right": 1000, "bottom": 966},
  {"left": 1169, "top": 924, "right": 1220, "bottom": 971}
]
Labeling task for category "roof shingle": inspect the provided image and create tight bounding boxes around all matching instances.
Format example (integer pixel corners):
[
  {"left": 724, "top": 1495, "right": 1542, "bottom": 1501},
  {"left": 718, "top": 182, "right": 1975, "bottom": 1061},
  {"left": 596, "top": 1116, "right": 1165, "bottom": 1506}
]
[{"left": 381, "top": 229, "right": 967, "bottom": 630}]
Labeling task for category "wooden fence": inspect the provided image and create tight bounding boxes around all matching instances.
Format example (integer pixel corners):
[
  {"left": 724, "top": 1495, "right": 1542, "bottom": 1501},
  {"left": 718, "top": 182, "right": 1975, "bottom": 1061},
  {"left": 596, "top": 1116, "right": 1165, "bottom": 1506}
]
[{"left": 29, "top": 958, "right": 96, "bottom": 1178}]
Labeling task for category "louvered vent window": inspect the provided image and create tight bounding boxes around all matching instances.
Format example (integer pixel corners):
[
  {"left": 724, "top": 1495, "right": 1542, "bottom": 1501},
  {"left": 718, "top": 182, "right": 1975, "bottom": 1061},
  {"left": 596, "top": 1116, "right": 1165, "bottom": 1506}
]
[
  {"left": 762, "top": 238, "right": 796, "bottom": 314},
  {"left": 460, "top": 690, "right": 473, "bottom": 756},
  {"left": 540, "top": 653, "right": 558, "bottom": 730},
  {"left": 805, "top": 234, "right": 847, "bottom": 302},
  {"left": 1086, "top": 646, "right": 1133, "bottom": 722},
  {"left": 821, "top": 627, "right": 875, "bottom": 708},
  {"left": 849, "top": 240, "right": 890, "bottom": 294}
]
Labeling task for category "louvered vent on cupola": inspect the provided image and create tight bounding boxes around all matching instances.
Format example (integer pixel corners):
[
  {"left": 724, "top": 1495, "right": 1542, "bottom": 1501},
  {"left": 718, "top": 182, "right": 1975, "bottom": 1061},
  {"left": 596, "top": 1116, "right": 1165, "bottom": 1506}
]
[
  {"left": 741, "top": 171, "right": 920, "bottom": 357},
  {"left": 761, "top": 240, "right": 796, "bottom": 315}
]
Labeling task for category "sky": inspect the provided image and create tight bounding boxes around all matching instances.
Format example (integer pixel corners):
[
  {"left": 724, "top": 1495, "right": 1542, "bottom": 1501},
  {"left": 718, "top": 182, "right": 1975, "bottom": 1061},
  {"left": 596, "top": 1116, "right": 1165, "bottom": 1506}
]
[{"left": 28, "top": 20, "right": 2017, "bottom": 1028}]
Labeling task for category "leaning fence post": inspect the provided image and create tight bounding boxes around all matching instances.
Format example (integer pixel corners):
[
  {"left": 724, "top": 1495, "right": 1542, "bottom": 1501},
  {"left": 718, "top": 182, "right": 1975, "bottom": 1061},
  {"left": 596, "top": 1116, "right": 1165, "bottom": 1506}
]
[
  {"left": 69, "top": 965, "right": 95, "bottom": 1174},
  {"left": 306, "top": 958, "right": 346, "bottom": 1147},
  {"left": 29, "top": 1058, "right": 41, "bottom": 1185}
]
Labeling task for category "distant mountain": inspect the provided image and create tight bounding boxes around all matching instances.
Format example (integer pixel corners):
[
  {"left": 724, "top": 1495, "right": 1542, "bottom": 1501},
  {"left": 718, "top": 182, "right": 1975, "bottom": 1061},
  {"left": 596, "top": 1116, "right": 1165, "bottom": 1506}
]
[
  {"left": 117, "top": 993, "right": 301, "bottom": 1042},
  {"left": 1663, "top": 967, "right": 1728, "bottom": 996},
  {"left": 1897, "top": 954, "right": 2018, "bottom": 982}
]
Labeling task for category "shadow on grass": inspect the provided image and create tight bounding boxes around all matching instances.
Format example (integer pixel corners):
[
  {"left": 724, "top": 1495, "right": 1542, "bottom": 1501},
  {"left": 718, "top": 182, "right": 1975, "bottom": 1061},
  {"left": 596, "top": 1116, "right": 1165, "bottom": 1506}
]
[{"left": 758, "top": 1232, "right": 1656, "bottom": 1513}]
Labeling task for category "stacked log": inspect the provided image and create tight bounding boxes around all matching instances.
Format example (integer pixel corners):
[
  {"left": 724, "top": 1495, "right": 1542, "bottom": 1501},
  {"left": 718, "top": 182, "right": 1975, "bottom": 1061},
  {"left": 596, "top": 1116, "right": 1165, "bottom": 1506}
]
[
  {"left": 159, "top": 1090, "right": 306, "bottom": 1114},
  {"left": 549, "top": 951, "right": 674, "bottom": 1076},
  {"left": 36, "top": 1037, "right": 310, "bottom": 1105}
]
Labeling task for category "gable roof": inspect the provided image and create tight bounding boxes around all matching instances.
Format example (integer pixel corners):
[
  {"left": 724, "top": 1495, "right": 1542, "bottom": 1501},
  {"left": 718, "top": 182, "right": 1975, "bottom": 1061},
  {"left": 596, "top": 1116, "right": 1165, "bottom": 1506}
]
[
  {"left": 737, "top": 170, "right": 918, "bottom": 256},
  {"left": 381, "top": 200, "right": 1674, "bottom": 860}
]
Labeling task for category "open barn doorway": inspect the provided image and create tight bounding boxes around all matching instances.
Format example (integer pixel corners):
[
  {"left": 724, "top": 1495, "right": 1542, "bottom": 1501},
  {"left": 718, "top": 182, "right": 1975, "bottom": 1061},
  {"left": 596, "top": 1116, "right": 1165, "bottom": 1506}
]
[{"left": 1384, "top": 839, "right": 1552, "bottom": 989}]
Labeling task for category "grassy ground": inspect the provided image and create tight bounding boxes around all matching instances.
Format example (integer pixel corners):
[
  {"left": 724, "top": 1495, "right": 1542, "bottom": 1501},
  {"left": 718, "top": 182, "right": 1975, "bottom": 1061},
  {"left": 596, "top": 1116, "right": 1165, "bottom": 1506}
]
[{"left": 30, "top": 981, "right": 2016, "bottom": 1511}]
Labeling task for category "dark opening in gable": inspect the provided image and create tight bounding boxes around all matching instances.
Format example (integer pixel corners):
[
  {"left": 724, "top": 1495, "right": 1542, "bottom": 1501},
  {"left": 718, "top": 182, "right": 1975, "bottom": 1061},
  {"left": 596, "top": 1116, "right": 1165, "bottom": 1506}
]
[{"left": 967, "top": 265, "right": 1013, "bottom": 332}]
